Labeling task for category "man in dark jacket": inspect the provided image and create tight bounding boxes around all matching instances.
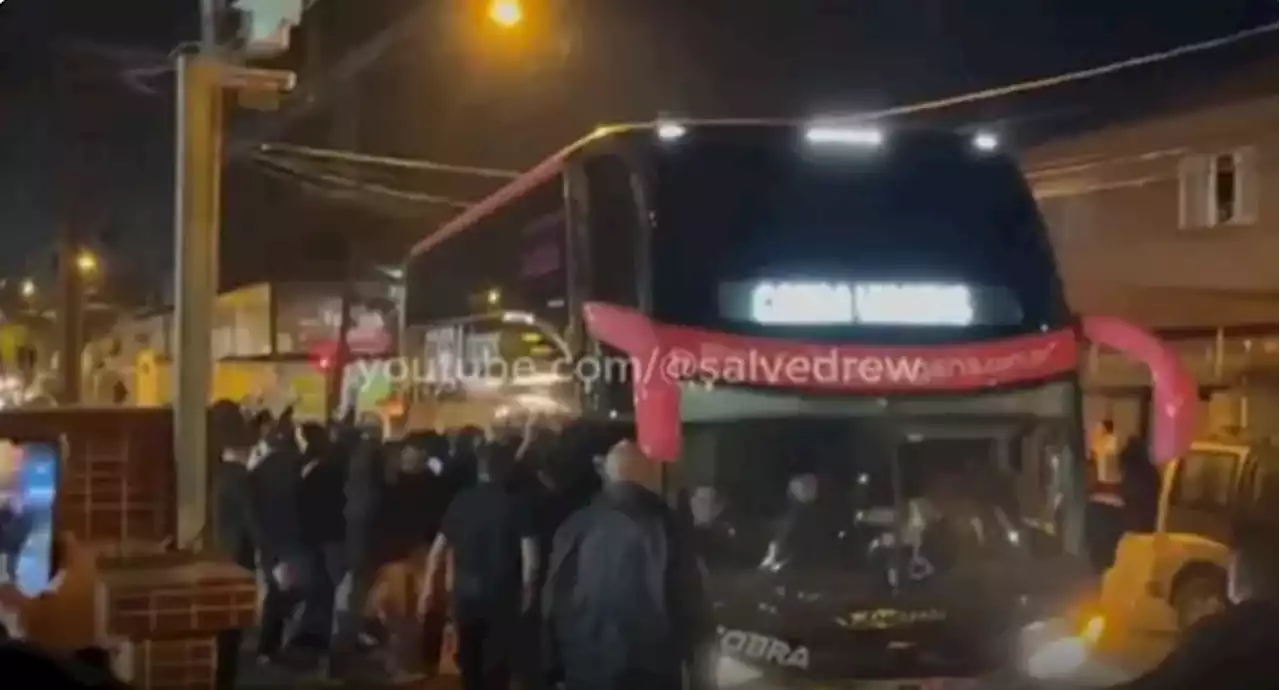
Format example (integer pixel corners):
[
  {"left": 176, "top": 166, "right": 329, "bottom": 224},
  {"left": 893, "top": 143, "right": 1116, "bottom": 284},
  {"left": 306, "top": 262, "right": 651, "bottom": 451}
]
[
  {"left": 541, "top": 440, "right": 713, "bottom": 690},
  {"left": 211, "top": 402, "right": 260, "bottom": 570},
  {"left": 247, "top": 410, "right": 308, "bottom": 661},
  {"left": 209, "top": 401, "right": 259, "bottom": 689},
  {"left": 1118, "top": 436, "right": 1159, "bottom": 534},
  {"left": 327, "top": 427, "right": 386, "bottom": 679},
  {"left": 295, "top": 422, "right": 347, "bottom": 650},
  {"left": 419, "top": 441, "right": 538, "bottom": 690}
]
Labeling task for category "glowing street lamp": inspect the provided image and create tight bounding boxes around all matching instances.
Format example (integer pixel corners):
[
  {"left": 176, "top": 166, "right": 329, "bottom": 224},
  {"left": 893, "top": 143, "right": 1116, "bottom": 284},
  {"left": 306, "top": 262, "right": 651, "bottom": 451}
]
[
  {"left": 488, "top": 0, "right": 523, "bottom": 28},
  {"left": 20, "top": 279, "right": 36, "bottom": 299},
  {"left": 76, "top": 250, "right": 99, "bottom": 274}
]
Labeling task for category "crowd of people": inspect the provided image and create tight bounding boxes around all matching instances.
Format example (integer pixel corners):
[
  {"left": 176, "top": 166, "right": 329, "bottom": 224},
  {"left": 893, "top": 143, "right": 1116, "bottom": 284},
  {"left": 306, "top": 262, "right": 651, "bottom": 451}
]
[
  {"left": 0, "top": 402, "right": 1269, "bottom": 690},
  {"left": 208, "top": 401, "right": 710, "bottom": 690}
]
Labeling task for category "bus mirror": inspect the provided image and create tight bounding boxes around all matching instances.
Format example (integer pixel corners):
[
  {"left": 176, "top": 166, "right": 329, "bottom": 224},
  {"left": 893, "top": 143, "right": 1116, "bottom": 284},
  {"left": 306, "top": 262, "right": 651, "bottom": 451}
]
[
  {"left": 582, "top": 302, "right": 684, "bottom": 462},
  {"left": 1080, "top": 316, "right": 1198, "bottom": 466}
]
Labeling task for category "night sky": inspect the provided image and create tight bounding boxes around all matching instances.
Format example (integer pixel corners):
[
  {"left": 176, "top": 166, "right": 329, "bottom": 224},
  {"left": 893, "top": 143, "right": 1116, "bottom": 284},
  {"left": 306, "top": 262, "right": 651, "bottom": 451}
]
[{"left": 0, "top": 0, "right": 1275, "bottom": 294}]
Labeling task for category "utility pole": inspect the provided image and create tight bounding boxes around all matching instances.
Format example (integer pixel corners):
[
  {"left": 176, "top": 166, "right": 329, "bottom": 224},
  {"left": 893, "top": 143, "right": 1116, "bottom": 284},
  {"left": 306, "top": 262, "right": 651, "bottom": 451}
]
[
  {"left": 323, "top": 74, "right": 361, "bottom": 419},
  {"left": 199, "top": 0, "right": 220, "bottom": 48},
  {"left": 172, "top": 0, "right": 300, "bottom": 544},
  {"left": 56, "top": 226, "right": 84, "bottom": 404},
  {"left": 172, "top": 50, "right": 224, "bottom": 543},
  {"left": 52, "top": 45, "right": 85, "bottom": 405}
]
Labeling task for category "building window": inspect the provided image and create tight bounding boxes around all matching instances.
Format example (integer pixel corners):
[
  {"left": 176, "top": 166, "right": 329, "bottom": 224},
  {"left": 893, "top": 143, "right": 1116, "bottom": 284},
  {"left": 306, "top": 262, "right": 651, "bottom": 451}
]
[
  {"left": 1211, "top": 153, "right": 1237, "bottom": 225},
  {"left": 1179, "top": 147, "right": 1257, "bottom": 229}
]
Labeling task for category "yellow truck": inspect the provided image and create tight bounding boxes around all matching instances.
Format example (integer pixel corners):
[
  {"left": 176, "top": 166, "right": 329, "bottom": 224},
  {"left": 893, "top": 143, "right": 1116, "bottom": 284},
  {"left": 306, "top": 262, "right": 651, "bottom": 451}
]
[{"left": 1100, "top": 437, "right": 1277, "bottom": 639}]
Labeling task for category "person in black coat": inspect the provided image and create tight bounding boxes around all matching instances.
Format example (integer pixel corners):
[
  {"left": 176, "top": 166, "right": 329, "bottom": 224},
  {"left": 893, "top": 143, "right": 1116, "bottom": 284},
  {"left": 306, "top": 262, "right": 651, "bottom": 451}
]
[
  {"left": 208, "top": 401, "right": 260, "bottom": 689},
  {"left": 541, "top": 440, "right": 713, "bottom": 690},
  {"left": 1118, "top": 436, "right": 1160, "bottom": 534},
  {"left": 295, "top": 422, "right": 347, "bottom": 649},
  {"left": 420, "top": 441, "right": 538, "bottom": 690},
  {"left": 211, "top": 401, "right": 259, "bottom": 570},
  {"left": 446, "top": 426, "right": 486, "bottom": 491},
  {"left": 374, "top": 433, "right": 450, "bottom": 677},
  {"left": 327, "top": 428, "right": 387, "bottom": 679},
  {"left": 247, "top": 409, "right": 307, "bottom": 661}
]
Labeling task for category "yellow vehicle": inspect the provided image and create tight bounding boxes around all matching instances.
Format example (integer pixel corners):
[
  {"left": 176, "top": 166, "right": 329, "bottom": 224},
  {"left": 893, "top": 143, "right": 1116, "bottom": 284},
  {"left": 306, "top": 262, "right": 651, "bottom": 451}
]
[{"left": 1101, "top": 438, "right": 1278, "bottom": 637}]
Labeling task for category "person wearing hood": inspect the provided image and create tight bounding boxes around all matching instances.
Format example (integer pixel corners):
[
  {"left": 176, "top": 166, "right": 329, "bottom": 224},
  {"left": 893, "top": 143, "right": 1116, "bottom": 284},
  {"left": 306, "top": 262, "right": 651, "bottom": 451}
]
[{"left": 541, "top": 440, "right": 713, "bottom": 690}]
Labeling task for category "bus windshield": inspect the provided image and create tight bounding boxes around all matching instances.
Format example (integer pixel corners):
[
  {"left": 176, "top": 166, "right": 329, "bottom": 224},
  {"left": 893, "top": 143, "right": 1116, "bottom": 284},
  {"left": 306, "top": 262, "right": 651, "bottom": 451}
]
[
  {"left": 648, "top": 128, "right": 1066, "bottom": 336},
  {"left": 681, "top": 379, "right": 1080, "bottom": 591}
]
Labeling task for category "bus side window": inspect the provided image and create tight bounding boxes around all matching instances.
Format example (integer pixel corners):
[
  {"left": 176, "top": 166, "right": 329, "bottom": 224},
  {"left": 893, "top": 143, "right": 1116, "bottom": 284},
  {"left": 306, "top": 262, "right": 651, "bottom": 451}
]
[{"left": 582, "top": 154, "right": 643, "bottom": 308}]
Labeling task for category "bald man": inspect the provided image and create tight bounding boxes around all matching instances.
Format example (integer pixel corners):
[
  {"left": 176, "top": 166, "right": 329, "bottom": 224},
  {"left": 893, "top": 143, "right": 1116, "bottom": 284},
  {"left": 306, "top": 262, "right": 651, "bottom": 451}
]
[{"left": 541, "top": 441, "right": 713, "bottom": 690}]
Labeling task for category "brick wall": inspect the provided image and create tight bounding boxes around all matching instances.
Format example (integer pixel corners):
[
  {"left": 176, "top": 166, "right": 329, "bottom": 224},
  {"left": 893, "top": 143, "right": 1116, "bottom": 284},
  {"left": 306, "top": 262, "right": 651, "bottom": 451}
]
[
  {"left": 0, "top": 407, "right": 175, "bottom": 547},
  {"left": 115, "top": 637, "right": 218, "bottom": 690},
  {"left": 99, "top": 558, "right": 257, "bottom": 690},
  {"left": 0, "top": 408, "right": 256, "bottom": 690}
]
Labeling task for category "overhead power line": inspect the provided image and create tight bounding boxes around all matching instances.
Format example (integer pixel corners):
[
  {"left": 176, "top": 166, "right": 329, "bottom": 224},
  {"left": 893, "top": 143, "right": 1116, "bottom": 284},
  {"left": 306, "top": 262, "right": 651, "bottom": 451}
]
[
  {"left": 259, "top": 143, "right": 521, "bottom": 179},
  {"left": 254, "top": 163, "right": 426, "bottom": 217},
  {"left": 253, "top": 154, "right": 475, "bottom": 208},
  {"left": 231, "top": 2, "right": 436, "bottom": 158},
  {"left": 254, "top": 22, "right": 1277, "bottom": 215},
  {"left": 610, "top": 23, "right": 1278, "bottom": 128},
  {"left": 850, "top": 23, "right": 1278, "bottom": 121}
]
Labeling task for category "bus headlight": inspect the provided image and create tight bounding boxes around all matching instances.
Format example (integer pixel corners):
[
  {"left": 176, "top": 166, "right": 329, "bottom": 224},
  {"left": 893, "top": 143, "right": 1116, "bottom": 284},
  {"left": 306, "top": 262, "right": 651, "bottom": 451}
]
[
  {"left": 1081, "top": 615, "right": 1106, "bottom": 645},
  {"left": 714, "top": 654, "right": 764, "bottom": 687},
  {"left": 1021, "top": 614, "right": 1106, "bottom": 680},
  {"left": 1026, "top": 636, "right": 1089, "bottom": 679}
]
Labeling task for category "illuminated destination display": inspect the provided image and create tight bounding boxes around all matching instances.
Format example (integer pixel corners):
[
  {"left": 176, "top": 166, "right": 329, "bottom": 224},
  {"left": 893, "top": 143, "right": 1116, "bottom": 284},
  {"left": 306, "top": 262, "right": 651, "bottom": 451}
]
[
  {"left": 749, "top": 281, "right": 975, "bottom": 326},
  {"left": 750, "top": 282, "right": 855, "bottom": 325}
]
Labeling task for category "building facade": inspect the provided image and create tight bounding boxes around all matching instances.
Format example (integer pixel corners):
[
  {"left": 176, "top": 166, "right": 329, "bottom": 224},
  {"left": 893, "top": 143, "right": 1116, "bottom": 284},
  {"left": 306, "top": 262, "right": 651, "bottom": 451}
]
[
  {"left": 1022, "top": 76, "right": 1277, "bottom": 439},
  {"left": 84, "top": 280, "right": 401, "bottom": 418},
  {"left": 1028, "top": 94, "right": 1276, "bottom": 326}
]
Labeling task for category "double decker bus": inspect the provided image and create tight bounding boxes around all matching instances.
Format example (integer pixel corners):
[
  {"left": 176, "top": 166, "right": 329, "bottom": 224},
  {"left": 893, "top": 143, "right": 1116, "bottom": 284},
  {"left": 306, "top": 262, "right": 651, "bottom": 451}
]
[{"left": 402, "top": 122, "right": 1199, "bottom": 687}]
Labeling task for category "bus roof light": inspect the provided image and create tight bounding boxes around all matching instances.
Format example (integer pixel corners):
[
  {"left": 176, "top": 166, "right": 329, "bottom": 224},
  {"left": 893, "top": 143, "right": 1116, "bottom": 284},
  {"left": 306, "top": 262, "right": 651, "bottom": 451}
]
[
  {"left": 973, "top": 132, "right": 999, "bottom": 152},
  {"left": 805, "top": 126, "right": 883, "bottom": 147},
  {"left": 657, "top": 122, "right": 687, "bottom": 141}
]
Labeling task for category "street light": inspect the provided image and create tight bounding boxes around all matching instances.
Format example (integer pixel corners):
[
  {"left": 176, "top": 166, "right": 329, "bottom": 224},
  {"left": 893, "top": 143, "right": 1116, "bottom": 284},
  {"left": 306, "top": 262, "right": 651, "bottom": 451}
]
[
  {"left": 488, "top": 0, "right": 523, "bottom": 28},
  {"left": 76, "top": 250, "right": 99, "bottom": 274},
  {"left": 20, "top": 280, "right": 35, "bottom": 299}
]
